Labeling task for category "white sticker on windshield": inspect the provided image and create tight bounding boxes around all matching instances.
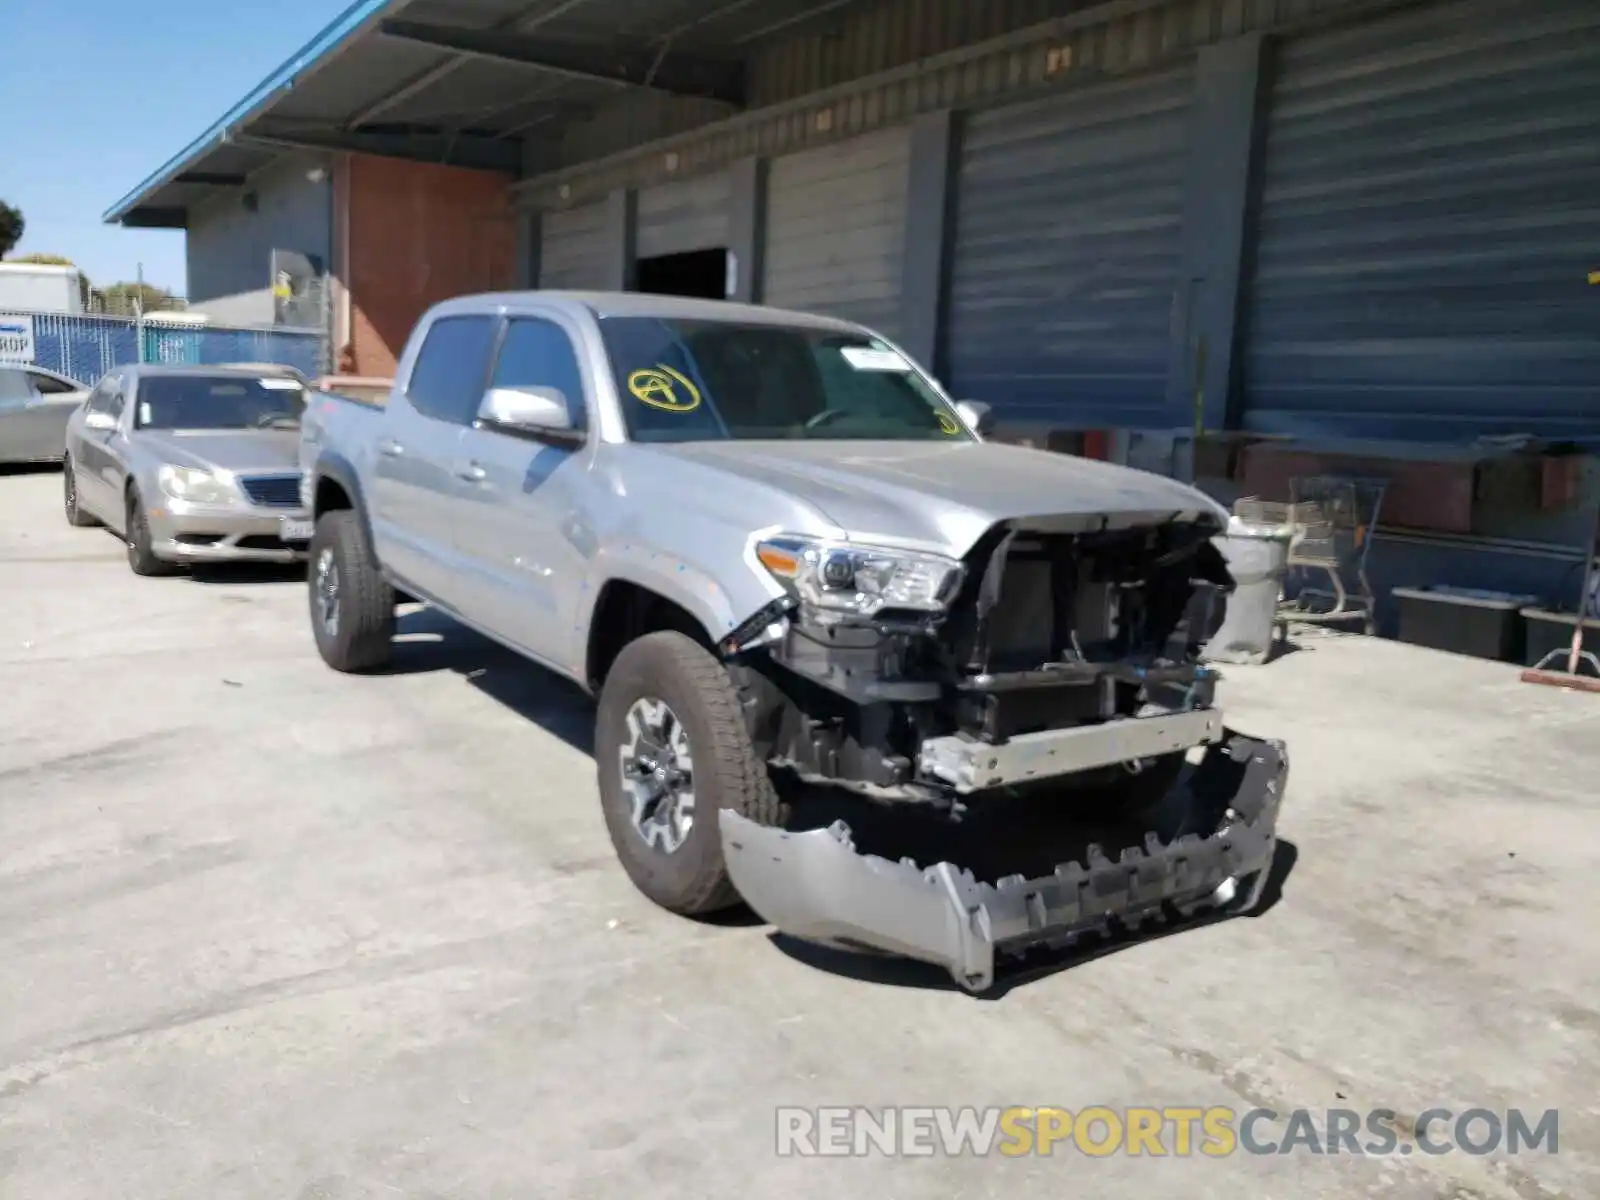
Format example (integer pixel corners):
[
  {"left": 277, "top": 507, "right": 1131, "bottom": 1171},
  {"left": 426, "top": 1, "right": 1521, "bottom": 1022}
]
[
  {"left": 840, "top": 347, "right": 911, "bottom": 372},
  {"left": 259, "top": 377, "right": 302, "bottom": 390},
  {"left": 139, "top": 402, "right": 152, "bottom": 426}
]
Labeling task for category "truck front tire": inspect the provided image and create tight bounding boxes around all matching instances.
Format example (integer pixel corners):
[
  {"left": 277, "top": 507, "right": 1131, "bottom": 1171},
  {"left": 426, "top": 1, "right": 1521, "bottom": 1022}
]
[
  {"left": 309, "top": 509, "right": 395, "bottom": 673},
  {"left": 595, "top": 631, "right": 788, "bottom": 916}
]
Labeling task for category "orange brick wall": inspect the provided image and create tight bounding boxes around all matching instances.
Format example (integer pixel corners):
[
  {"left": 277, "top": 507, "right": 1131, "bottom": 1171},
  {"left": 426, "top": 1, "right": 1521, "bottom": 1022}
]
[{"left": 342, "top": 153, "right": 517, "bottom": 378}]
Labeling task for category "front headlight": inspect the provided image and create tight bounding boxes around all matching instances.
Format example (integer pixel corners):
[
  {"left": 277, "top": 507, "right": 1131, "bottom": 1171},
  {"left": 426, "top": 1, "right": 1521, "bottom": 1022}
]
[
  {"left": 755, "top": 534, "right": 965, "bottom": 620},
  {"left": 158, "top": 464, "right": 235, "bottom": 506}
]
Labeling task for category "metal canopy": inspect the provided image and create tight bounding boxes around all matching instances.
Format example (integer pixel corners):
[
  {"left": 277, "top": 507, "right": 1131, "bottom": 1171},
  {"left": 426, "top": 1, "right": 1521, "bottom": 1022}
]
[{"left": 105, "top": 0, "right": 864, "bottom": 229}]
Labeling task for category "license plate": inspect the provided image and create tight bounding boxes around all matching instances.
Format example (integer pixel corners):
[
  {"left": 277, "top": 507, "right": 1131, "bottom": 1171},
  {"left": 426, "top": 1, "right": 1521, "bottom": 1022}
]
[{"left": 280, "top": 516, "right": 314, "bottom": 542}]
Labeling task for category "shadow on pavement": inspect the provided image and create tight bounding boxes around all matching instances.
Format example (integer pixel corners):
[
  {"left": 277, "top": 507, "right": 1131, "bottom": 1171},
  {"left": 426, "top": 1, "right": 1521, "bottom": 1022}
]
[
  {"left": 376, "top": 606, "right": 597, "bottom": 756},
  {"left": 374, "top": 606, "right": 764, "bottom": 926},
  {"left": 187, "top": 563, "right": 308, "bottom": 586},
  {"left": 370, "top": 606, "right": 1301, "bottom": 977},
  {"left": 0, "top": 462, "right": 63, "bottom": 478}
]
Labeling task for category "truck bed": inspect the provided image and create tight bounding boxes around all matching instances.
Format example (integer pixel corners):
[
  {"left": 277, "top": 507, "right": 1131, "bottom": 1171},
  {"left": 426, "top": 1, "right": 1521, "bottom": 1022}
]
[{"left": 300, "top": 386, "right": 388, "bottom": 488}]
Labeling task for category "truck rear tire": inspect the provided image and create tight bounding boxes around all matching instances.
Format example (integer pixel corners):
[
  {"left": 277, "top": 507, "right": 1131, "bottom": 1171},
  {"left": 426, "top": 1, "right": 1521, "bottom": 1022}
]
[
  {"left": 595, "top": 631, "right": 788, "bottom": 916},
  {"left": 309, "top": 509, "right": 395, "bottom": 673}
]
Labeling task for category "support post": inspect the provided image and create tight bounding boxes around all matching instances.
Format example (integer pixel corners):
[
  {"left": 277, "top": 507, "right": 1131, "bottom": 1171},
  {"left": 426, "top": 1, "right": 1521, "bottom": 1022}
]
[
  {"left": 727, "top": 156, "right": 768, "bottom": 304},
  {"left": 604, "top": 188, "right": 637, "bottom": 292},
  {"left": 134, "top": 262, "right": 146, "bottom": 363},
  {"left": 899, "top": 109, "right": 958, "bottom": 377},
  {"left": 516, "top": 211, "right": 542, "bottom": 289},
  {"left": 1166, "top": 33, "right": 1270, "bottom": 436}
]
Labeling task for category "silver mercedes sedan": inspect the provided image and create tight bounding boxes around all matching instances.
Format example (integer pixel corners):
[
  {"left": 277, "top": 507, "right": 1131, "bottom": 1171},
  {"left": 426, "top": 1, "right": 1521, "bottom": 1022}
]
[
  {"left": 61, "top": 364, "right": 314, "bottom": 575},
  {"left": 0, "top": 362, "right": 88, "bottom": 464}
]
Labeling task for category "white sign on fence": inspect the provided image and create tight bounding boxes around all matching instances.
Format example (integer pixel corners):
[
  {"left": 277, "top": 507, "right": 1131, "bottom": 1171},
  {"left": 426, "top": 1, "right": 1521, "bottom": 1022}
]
[{"left": 0, "top": 314, "right": 36, "bottom": 363}]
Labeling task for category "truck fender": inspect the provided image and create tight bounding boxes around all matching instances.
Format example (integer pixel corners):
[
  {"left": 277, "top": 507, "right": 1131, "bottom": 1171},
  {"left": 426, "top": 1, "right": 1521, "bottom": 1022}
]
[
  {"left": 310, "top": 452, "right": 377, "bottom": 552},
  {"left": 577, "top": 543, "right": 776, "bottom": 658}
]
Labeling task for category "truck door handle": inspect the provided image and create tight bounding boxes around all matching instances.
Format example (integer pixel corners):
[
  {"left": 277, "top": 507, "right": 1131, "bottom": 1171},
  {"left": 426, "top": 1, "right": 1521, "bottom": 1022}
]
[
  {"left": 378, "top": 438, "right": 404, "bottom": 457},
  {"left": 456, "top": 462, "right": 487, "bottom": 483}
]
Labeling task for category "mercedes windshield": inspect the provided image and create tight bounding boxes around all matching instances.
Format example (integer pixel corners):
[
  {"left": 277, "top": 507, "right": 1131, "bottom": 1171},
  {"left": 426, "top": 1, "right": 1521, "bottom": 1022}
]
[{"left": 134, "top": 373, "right": 306, "bottom": 432}]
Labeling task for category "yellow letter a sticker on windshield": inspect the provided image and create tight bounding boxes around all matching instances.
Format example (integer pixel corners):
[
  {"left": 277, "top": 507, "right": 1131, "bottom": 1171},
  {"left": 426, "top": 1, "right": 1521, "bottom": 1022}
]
[{"left": 628, "top": 365, "right": 702, "bottom": 413}]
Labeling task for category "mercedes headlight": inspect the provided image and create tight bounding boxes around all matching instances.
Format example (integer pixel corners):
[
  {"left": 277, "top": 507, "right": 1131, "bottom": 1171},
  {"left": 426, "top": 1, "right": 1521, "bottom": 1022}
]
[
  {"left": 158, "top": 464, "right": 235, "bottom": 506},
  {"left": 755, "top": 534, "right": 965, "bottom": 620}
]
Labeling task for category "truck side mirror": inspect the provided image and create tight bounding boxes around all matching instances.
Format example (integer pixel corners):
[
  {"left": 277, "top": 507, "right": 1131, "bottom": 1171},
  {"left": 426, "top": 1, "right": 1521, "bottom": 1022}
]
[
  {"left": 477, "top": 386, "right": 582, "bottom": 445},
  {"left": 84, "top": 410, "right": 118, "bottom": 432},
  {"left": 955, "top": 400, "right": 994, "bottom": 436}
]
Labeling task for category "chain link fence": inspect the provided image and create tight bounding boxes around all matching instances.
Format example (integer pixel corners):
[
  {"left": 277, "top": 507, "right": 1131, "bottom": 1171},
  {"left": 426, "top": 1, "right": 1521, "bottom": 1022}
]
[{"left": 0, "top": 274, "right": 331, "bottom": 385}]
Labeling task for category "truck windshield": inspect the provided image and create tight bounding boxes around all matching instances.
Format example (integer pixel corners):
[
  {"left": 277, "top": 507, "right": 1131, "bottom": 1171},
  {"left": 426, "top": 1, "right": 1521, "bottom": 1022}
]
[
  {"left": 597, "top": 316, "right": 973, "bottom": 443},
  {"left": 134, "top": 375, "right": 306, "bottom": 431}
]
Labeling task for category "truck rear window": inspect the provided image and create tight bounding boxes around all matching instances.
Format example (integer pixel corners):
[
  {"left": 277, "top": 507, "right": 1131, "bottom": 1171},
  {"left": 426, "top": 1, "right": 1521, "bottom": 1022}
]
[{"left": 597, "top": 317, "right": 972, "bottom": 444}]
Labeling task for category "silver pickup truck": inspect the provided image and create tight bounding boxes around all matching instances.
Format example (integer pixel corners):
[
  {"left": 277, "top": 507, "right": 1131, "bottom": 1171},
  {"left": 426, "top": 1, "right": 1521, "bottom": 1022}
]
[{"left": 300, "top": 290, "right": 1288, "bottom": 992}]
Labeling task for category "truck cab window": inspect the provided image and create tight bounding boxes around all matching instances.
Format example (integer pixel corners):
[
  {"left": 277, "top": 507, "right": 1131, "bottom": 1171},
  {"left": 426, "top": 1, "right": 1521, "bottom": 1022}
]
[
  {"left": 406, "top": 316, "right": 498, "bottom": 426},
  {"left": 489, "top": 318, "right": 588, "bottom": 432}
]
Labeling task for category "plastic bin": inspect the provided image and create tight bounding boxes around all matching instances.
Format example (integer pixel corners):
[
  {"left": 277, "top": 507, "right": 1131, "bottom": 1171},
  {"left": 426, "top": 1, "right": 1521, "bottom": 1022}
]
[
  {"left": 1520, "top": 607, "right": 1600, "bottom": 669},
  {"left": 1202, "top": 517, "right": 1294, "bottom": 666},
  {"left": 1392, "top": 586, "right": 1539, "bottom": 662}
]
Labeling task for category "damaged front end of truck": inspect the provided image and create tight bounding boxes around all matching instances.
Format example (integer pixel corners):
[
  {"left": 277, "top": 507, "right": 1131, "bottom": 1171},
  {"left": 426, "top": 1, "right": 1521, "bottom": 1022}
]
[{"left": 715, "top": 509, "right": 1289, "bottom": 992}]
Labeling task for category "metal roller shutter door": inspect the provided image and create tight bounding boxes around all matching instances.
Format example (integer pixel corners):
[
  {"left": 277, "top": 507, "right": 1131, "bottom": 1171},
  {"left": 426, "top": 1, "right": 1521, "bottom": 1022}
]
[
  {"left": 763, "top": 127, "right": 911, "bottom": 338},
  {"left": 539, "top": 201, "right": 610, "bottom": 289},
  {"left": 1243, "top": 0, "right": 1600, "bottom": 443},
  {"left": 946, "top": 67, "right": 1193, "bottom": 430},
  {"left": 637, "top": 171, "right": 731, "bottom": 259}
]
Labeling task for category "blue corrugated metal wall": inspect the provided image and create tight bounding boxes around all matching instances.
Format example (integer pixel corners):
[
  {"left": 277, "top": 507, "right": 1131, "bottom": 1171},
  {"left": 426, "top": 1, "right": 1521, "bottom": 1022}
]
[
  {"left": 1242, "top": 0, "right": 1600, "bottom": 444},
  {"left": 4, "top": 311, "right": 325, "bottom": 385},
  {"left": 637, "top": 170, "right": 732, "bottom": 258},
  {"left": 147, "top": 325, "right": 326, "bottom": 377},
  {"left": 764, "top": 126, "right": 912, "bottom": 339},
  {"left": 944, "top": 65, "right": 1194, "bottom": 428},
  {"left": 539, "top": 201, "right": 612, "bottom": 288},
  {"left": 19, "top": 314, "right": 139, "bottom": 384},
  {"left": 518, "top": 0, "right": 1376, "bottom": 211}
]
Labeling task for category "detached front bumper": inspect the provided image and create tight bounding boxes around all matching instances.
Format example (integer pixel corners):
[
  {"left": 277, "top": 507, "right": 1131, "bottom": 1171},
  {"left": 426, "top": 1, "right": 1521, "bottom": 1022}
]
[
  {"left": 722, "top": 731, "right": 1287, "bottom": 992},
  {"left": 148, "top": 501, "right": 313, "bottom": 564}
]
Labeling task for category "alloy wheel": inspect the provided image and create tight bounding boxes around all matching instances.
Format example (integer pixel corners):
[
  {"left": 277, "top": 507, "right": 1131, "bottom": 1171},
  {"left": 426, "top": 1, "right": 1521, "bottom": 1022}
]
[
  {"left": 314, "top": 546, "right": 341, "bottom": 639},
  {"left": 618, "top": 697, "right": 696, "bottom": 854},
  {"left": 126, "top": 499, "right": 144, "bottom": 566}
]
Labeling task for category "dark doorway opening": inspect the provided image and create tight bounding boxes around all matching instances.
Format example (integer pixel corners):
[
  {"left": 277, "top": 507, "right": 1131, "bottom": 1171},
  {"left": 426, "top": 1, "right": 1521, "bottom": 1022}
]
[{"left": 636, "top": 248, "right": 729, "bottom": 300}]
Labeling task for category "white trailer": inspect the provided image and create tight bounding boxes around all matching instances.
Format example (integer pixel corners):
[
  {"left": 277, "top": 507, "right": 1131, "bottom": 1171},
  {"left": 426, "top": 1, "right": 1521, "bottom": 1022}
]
[{"left": 0, "top": 263, "right": 84, "bottom": 315}]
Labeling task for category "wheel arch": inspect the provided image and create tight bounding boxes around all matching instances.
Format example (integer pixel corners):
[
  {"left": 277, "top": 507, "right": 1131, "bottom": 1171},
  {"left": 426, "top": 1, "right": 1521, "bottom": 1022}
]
[
  {"left": 585, "top": 579, "right": 721, "bottom": 694},
  {"left": 312, "top": 453, "right": 376, "bottom": 551}
]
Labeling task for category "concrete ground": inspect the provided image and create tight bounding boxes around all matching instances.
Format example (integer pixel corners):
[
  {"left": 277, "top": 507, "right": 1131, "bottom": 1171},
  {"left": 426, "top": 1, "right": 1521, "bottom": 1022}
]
[{"left": 1, "top": 464, "right": 1596, "bottom": 1200}]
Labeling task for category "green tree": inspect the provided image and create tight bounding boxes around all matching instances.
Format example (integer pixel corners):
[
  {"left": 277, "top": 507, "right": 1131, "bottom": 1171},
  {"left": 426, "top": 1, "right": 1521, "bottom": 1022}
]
[
  {"left": 0, "top": 200, "right": 22, "bottom": 258},
  {"left": 98, "top": 280, "right": 178, "bottom": 316}
]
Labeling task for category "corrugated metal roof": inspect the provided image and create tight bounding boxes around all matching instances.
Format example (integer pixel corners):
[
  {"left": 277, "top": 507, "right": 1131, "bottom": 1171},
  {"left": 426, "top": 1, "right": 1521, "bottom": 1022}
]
[
  {"left": 104, "top": 0, "right": 863, "bottom": 228},
  {"left": 103, "top": 0, "right": 401, "bottom": 224}
]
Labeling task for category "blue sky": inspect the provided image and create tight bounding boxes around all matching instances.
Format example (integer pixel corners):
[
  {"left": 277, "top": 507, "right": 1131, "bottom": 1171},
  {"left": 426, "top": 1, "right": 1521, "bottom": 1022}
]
[{"left": 0, "top": 0, "right": 340, "bottom": 294}]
